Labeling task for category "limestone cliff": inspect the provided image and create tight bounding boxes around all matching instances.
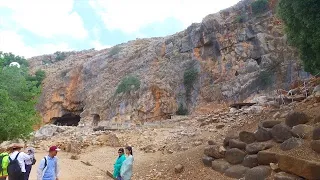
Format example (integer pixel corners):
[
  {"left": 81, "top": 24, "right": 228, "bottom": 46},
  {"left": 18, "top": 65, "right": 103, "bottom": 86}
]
[{"left": 28, "top": 0, "right": 309, "bottom": 127}]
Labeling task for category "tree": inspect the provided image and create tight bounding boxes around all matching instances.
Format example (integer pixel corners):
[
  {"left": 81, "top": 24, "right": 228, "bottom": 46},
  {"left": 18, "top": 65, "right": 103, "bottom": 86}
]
[
  {"left": 0, "top": 53, "right": 42, "bottom": 141},
  {"left": 278, "top": 0, "right": 320, "bottom": 75}
]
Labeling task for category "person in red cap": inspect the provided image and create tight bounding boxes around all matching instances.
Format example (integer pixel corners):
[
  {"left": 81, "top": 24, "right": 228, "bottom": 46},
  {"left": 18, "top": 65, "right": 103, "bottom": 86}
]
[{"left": 37, "top": 146, "right": 60, "bottom": 180}]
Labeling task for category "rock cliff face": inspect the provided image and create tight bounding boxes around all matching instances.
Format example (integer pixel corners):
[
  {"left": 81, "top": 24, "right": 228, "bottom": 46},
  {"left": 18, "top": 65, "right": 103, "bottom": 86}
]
[{"left": 28, "top": 0, "right": 310, "bottom": 127}]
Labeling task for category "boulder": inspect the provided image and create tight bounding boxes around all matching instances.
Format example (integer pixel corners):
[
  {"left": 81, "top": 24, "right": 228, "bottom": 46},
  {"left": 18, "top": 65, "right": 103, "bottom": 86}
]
[
  {"left": 311, "top": 140, "right": 320, "bottom": 153},
  {"left": 254, "top": 125, "right": 272, "bottom": 142},
  {"left": 239, "top": 131, "right": 256, "bottom": 144},
  {"left": 34, "top": 125, "right": 58, "bottom": 139},
  {"left": 225, "top": 148, "right": 247, "bottom": 164},
  {"left": 262, "top": 120, "right": 282, "bottom": 128},
  {"left": 225, "top": 165, "right": 249, "bottom": 179},
  {"left": 246, "top": 142, "right": 273, "bottom": 154},
  {"left": 202, "top": 156, "right": 214, "bottom": 167},
  {"left": 229, "top": 139, "right": 246, "bottom": 150},
  {"left": 97, "top": 133, "right": 121, "bottom": 147},
  {"left": 223, "top": 133, "right": 238, "bottom": 147},
  {"left": 312, "top": 85, "right": 320, "bottom": 95},
  {"left": 291, "top": 124, "right": 313, "bottom": 139},
  {"left": 244, "top": 166, "right": 271, "bottom": 180},
  {"left": 313, "top": 127, "right": 320, "bottom": 140},
  {"left": 204, "top": 145, "right": 225, "bottom": 158},
  {"left": 242, "top": 155, "right": 258, "bottom": 168},
  {"left": 271, "top": 124, "right": 293, "bottom": 143},
  {"left": 274, "top": 172, "right": 304, "bottom": 180},
  {"left": 280, "top": 138, "right": 303, "bottom": 151},
  {"left": 257, "top": 151, "right": 278, "bottom": 165},
  {"left": 174, "top": 164, "right": 184, "bottom": 173},
  {"left": 285, "top": 112, "right": 309, "bottom": 127},
  {"left": 211, "top": 159, "right": 231, "bottom": 173},
  {"left": 277, "top": 154, "right": 320, "bottom": 180}
]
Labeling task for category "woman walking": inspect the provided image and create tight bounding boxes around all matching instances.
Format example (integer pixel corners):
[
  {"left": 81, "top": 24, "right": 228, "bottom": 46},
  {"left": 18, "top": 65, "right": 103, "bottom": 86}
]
[
  {"left": 113, "top": 148, "right": 126, "bottom": 180},
  {"left": 120, "top": 146, "right": 134, "bottom": 180}
]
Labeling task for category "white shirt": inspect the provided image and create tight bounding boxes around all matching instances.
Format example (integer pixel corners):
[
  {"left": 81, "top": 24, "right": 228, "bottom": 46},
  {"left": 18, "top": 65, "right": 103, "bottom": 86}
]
[{"left": 9, "top": 151, "right": 31, "bottom": 172}]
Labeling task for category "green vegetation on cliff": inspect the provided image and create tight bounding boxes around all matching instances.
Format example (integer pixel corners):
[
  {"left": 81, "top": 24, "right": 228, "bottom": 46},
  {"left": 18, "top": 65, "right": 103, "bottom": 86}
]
[
  {"left": 116, "top": 75, "right": 141, "bottom": 94},
  {"left": 278, "top": 0, "right": 320, "bottom": 75},
  {"left": 0, "top": 52, "right": 44, "bottom": 141}
]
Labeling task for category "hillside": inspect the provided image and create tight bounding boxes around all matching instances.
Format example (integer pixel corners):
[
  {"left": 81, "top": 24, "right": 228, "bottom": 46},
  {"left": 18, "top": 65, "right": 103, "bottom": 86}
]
[{"left": 28, "top": 0, "right": 306, "bottom": 127}]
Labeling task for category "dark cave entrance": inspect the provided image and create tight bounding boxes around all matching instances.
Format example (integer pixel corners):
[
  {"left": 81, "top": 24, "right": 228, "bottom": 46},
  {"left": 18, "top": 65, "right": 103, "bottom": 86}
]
[{"left": 51, "top": 113, "right": 81, "bottom": 126}]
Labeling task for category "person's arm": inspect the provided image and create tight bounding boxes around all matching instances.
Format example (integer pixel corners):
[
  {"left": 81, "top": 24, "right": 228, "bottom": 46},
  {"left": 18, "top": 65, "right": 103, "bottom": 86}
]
[
  {"left": 55, "top": 158, "right": 60, "bottom": 180},
  {"left": 37, "top": 158, "right": 45, "bottom": 180}
]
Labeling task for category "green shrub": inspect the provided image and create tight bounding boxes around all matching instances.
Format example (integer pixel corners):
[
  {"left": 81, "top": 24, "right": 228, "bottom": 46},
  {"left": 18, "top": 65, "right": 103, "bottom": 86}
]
[
  {"left": 116, "top": 75, "right": 141, "bottom": 94},
  {"left": 257, "top": 70, "right": 273, "bottom": 89},
  {"left": 54, "top": 51, "right": 67, "bottom": 61},
  {"left": 109, "top": 46, "right": 122, "bottom": 56},
  {"left": 183, "top": 67, "right": 199, "bottom": 96},
  {"left": 26, "top": 69, "right": 46, "bottom": 88},
  {"left": 251, "top": 0, "right": 269, "bottom": 16},
  {"left": 235, "top": 14, "right": 246, "bottom": 23},
  {"left": 176, "top": 103, "right": 188, "bottom": 115}
]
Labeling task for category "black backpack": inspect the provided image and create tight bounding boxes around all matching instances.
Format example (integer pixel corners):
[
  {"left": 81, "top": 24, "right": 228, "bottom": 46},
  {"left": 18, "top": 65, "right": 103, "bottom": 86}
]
[
  {"left": 7, "top": 152, "right": 22, "bottom": 175},
  {"left": 0, "top": 153, "right": 8, "bottom": 176}
]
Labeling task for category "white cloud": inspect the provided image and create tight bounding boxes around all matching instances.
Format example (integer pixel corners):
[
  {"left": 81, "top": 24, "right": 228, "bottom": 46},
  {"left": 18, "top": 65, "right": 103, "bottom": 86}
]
[
  {"left": 90, "top": 40, "right": 111, "bottom": 50},
  {"left": 0, "top": 31, "right": 72, "bottom": 58},
  {"left": 0, "top": 0, "right": 87, "bottom": 39},
  {"left": 89, "top": 0, "right": 240, "bottom": 34}
]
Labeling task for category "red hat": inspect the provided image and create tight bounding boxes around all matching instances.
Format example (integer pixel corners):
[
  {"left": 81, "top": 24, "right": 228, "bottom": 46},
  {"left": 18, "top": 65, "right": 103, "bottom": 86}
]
[{"left": 49, "top": 146, "right": 61, "bottom": 152}]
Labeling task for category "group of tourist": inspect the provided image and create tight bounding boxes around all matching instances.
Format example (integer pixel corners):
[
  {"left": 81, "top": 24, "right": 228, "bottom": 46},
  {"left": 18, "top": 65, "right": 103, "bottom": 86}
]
[
  {"left": 0, "top": 144, "right": 59, "bottom": 180},
  {"left": 0, "top": 144, "right": 134, "bottom": 180}
]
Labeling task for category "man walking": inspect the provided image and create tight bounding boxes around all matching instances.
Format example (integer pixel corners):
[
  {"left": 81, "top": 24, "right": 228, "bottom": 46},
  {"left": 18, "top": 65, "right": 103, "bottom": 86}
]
[
  {"left": 8, "top": 144, "right": 31, "bottom": 180},
  {"left": 37, "top": 146, "right": 60, "bottom": 180}
]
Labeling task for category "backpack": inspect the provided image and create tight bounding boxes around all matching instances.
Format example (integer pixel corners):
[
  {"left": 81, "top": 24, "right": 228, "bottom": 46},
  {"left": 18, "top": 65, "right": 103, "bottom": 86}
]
[
  {"left": 7, "top": 152, "right": 21, "bottom": 175},
  {"left": 0, "top": 153, "right": 8, "bottom": 176},
  {"left": 31, "top": 157, "right": 37, "bottom": 165}
]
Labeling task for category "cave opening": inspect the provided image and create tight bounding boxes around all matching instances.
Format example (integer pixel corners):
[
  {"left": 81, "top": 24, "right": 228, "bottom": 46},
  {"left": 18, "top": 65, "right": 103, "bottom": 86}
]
[
  {"left": 51, "top": 113, "right": 81, "bottom": 126},
  {"left": 92, "top": 114, "right": 100, "bottom": 126}
]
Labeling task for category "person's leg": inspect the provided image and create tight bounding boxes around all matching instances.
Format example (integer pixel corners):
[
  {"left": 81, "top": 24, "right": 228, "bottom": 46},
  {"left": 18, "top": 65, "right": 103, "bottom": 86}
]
[
  {"left": 0, "top": 177, "right": 7, "bottom": 180},
  {"left": 24, "top": 165, "right": 32, "bottom": 180}
]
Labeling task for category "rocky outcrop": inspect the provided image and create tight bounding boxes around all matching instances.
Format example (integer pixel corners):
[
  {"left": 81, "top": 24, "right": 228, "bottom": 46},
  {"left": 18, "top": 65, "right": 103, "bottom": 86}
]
[{"left": 28, "top": 0, "right": 306, "bottom": 126}]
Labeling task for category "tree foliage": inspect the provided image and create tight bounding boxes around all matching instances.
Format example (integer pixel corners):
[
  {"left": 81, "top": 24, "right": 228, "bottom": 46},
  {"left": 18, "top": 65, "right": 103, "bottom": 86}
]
[
  {"left": 183, "top": 67, "right": 199, "bottom": 97},
  {"left": 278, "top": 0, "right": 320, "bottom": 75},
  {"left": 0, "top": 52, "right": 43, "bottom": 141},
  {"left": 116, "top": 75, "right": 141, "bottom": 94}
]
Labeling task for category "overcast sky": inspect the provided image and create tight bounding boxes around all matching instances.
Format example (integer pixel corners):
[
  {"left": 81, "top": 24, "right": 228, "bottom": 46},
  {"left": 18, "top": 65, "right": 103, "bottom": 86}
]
[{"left": 0, "top": 0, "right": 240, "bottom": 58}]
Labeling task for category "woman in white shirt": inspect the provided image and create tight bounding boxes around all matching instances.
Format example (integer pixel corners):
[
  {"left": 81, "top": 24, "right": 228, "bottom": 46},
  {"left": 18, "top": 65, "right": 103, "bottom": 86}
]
[{"left": 120, "top": 146, "right": 134, "bottom": 180}]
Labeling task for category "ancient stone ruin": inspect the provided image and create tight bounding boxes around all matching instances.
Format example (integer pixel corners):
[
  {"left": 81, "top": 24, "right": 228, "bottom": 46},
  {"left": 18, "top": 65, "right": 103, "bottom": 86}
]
[{"left": 202, "top": 111, "right": 320, "bottom": 179}]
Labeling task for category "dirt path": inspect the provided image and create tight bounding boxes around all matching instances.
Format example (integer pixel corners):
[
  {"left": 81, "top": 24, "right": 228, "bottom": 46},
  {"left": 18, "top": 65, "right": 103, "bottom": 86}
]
[{"left": 28, "top": 145, "right": 231, "bottom": 180}]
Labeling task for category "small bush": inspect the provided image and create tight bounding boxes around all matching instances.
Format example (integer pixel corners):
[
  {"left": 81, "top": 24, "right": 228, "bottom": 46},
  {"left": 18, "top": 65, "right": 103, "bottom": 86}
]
[
  {"left": 184, "top": 67, "right": 199, "bottom": 96},
  {"left": 176, "top": 103, "right": 188, "bottom": 115},
  {"left": 54, "top": 51, "right": 67, "bottom": 61},
  {"left": 235, "top": 14, "right": 246, "bottom": 23},
  {"left": 116, "top": 75, "right": 141, "bottom": 94},
  {"left": 257, "top": 70, "right": 273, "bottom": 88},
  {"left": 251, "top": 0, "right": 269, "bottom": 16},
  {"left": 109, "top": 46, "right": 122, "bottom": 56}
]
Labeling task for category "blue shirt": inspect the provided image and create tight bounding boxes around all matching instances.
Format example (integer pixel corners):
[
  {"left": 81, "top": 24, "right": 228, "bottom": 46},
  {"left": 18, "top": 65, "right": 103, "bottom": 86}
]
[{"left": 42, "top": 156, "right": 57, "bottom": 180}]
